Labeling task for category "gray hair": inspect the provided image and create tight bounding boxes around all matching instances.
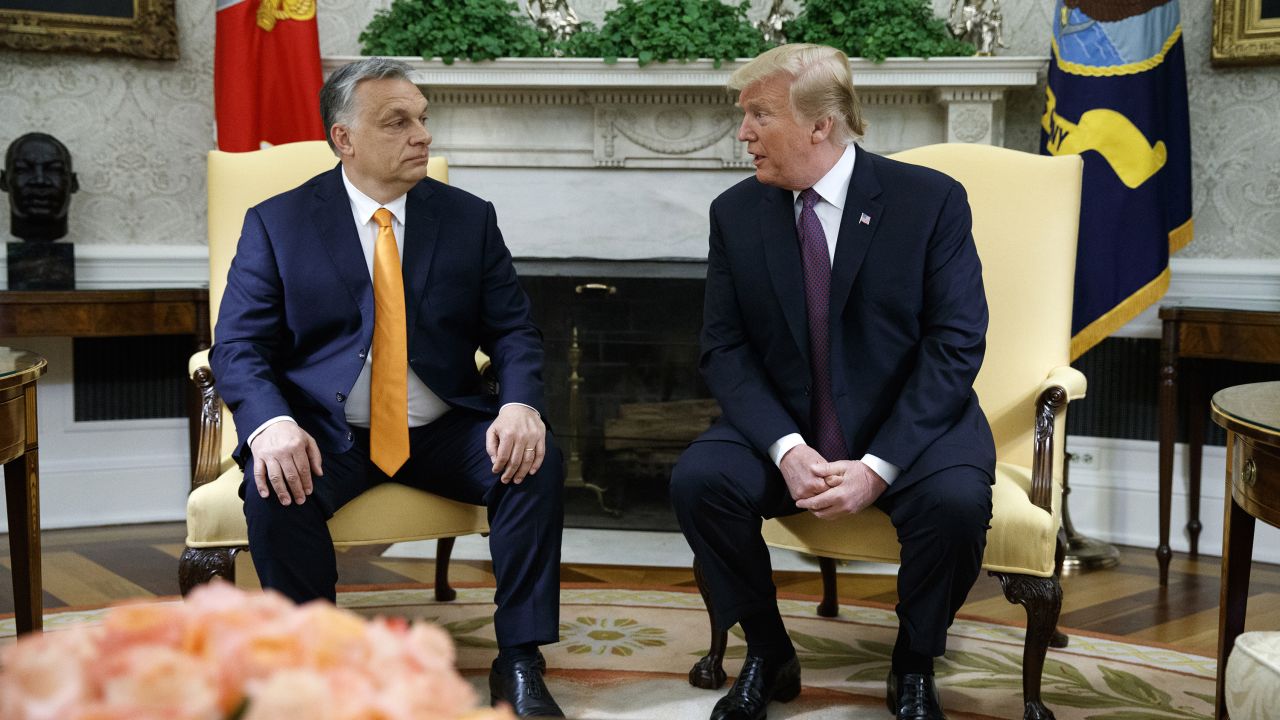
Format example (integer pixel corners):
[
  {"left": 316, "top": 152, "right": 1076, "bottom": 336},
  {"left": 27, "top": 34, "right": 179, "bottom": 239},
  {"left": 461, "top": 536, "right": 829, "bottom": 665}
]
[
  {"left": 729, "top": 44, "right": 866, "bottom": 145},
  {"left": 319, "top": 57, "right": 417, "bottom": 151}
]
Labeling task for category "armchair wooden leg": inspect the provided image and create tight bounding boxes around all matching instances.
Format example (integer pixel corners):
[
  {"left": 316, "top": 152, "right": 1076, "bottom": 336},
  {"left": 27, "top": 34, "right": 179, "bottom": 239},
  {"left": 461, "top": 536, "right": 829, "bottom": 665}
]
[
  {"left": 818, "top": 556, "right": 839, "bottom": 617},
  {"left": 1051, "top": 529, "right": 1069, "bottom": 649},
  {"left": 689, "top": 557, "right": 729, "bottom": 689},
  {"left": 993, "top": 571, "right": 1062, "bottom": 720},
  {"left": 434, "top": 537, "right": 457, "bottom": 602},
  {"left": 179, "top": 546, "right": 241, "bottom": 596}
]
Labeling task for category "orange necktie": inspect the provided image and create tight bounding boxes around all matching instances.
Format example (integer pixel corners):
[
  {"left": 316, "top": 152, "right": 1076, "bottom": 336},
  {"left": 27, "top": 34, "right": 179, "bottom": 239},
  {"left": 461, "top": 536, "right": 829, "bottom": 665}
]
[{"left": 370, "top": 208, "right": 410, "bottom": 476}]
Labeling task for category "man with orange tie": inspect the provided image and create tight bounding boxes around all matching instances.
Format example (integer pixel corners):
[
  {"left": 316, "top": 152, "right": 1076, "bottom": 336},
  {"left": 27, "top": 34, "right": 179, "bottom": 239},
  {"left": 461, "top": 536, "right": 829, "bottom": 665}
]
[{"left": 211, "top": 58, "right": 565, "bottom": 717}]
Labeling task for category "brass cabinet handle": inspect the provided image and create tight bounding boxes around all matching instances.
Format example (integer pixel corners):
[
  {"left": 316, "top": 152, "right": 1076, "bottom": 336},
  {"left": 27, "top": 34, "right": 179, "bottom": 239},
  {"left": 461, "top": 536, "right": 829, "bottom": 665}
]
[
  {"left": 575, "top": 283, "right": 617, "bottom": 295},
  {"left": 1242, "top": 458, "right": 1257, "bottom": 487}
]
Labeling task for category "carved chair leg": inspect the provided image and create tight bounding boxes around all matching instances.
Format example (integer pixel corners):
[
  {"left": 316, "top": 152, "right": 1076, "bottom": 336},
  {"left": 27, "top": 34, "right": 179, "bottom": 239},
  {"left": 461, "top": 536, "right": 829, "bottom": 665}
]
[
  {"left": 179, "top": 546, "right": 241, "bottom": 596},
  {"left": 818, "top": 556, "right": 839, "bottom": 617},
  {"left": 993, "top": 571, "right": 1062, "bottom": 720},
  {"left": 689, "top": 557, "right": 729, "bottom": 689},
  {"left": 1050, "top": 529, "right": 1069, "bottom": 649},
  {"left": 434, "top": 537, "right": 457, "bottom": 602}
]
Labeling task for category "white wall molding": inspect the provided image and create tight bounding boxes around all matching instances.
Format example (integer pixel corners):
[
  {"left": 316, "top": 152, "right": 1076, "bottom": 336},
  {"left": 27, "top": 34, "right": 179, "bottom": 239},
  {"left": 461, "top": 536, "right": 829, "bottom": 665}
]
[
  {"left": 0, "top": 245, "right": 208, "bottom": 290},
  {"left": 1112, "top": 257, "right": 1280, "bottom": 339}
]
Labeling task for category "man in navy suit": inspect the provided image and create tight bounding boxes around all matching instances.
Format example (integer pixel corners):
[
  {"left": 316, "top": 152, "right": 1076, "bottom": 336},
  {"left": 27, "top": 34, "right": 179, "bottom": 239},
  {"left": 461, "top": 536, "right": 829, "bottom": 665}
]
[
  {"left": 211, "top": 58, "right": 565, "bottom": 717},
  {"left": 671, "top": 44, "right": 995, "bottom": 720}
]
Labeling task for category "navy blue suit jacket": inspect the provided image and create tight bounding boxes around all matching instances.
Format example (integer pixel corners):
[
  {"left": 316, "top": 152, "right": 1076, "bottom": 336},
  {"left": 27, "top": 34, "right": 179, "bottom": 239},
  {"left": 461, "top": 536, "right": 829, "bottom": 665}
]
[
  {"left": 210, "top": 165, "right": 544, "bottom": 465},
  {"left": 699, "top": 145, "right": 995, "bottom": 495}
]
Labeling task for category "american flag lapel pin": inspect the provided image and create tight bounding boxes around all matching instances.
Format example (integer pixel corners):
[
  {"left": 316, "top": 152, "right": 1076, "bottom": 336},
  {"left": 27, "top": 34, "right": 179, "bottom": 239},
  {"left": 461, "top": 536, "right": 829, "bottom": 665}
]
[{"left": 859, "top": 212, "right": 871, "bottom": 226}]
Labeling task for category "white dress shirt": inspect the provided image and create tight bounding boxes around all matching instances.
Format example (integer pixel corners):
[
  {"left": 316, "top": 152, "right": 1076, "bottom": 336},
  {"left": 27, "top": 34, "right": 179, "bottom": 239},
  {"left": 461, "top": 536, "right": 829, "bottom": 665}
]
[{"left": 765, "top": 144, "right": 901, "bottom": 485}]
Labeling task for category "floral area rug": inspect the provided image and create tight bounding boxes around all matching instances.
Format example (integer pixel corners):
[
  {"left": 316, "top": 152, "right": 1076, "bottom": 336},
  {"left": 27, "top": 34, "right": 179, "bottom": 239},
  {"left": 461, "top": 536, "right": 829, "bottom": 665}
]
[{"left": 3, "top": 585, "right": 1216, "bottom": 719}]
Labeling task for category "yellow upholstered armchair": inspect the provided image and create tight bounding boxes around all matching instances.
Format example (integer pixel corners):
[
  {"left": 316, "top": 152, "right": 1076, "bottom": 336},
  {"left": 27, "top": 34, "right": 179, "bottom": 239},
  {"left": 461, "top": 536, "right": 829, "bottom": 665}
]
[
  {"left": 688, "top": 143, "right": 1086, "bottom": 720},
  {"left": 180, "top": 140, "right": 489, "bottom": 596}
]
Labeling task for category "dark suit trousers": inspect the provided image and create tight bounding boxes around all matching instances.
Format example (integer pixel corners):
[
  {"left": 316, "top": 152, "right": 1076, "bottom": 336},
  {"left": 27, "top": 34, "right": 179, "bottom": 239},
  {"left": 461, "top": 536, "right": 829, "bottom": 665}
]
[
  {"left": 671, "top": 437, "right": 991, "bottom": 658},
  {"left": 242, "top": 408, "right": 564, "bottom": 647}
]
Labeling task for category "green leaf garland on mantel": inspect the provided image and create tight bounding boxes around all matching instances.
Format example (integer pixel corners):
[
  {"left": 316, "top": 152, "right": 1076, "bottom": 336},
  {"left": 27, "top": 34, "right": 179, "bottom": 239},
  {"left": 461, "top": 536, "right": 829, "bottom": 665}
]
[{"left": 360, "top": 0, "right": 975, "bottom": 65}]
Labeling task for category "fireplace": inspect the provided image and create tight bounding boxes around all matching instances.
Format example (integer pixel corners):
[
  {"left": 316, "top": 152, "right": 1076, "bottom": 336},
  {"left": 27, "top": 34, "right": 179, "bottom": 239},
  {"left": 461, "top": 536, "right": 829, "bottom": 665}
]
[{"left": 518, "top": 268, "right": 711, "bottom": 529}]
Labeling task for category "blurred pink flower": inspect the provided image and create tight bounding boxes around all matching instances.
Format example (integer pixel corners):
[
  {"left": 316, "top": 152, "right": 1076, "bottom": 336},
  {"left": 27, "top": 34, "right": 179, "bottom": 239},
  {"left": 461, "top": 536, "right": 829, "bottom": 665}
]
[
  {"left": 0, "top": 582, "right": 513, "bottom": 720},
  {"left": 0, "top": 629, "right": 97, "bottom": 720}
]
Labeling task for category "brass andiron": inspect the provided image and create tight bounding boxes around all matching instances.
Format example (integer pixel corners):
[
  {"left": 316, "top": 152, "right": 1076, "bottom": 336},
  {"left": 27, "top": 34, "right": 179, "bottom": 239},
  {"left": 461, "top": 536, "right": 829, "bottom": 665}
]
[
  {"left": 1061, "top": 441, "right": 1120, "bottom": 574},
  {"left": 565, "top": 318, "right": 619, "bottom": 516}
]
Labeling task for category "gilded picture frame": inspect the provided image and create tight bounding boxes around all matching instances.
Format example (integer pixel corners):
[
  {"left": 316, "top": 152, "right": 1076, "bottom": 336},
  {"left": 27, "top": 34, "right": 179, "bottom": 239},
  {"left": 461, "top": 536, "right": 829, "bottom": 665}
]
[
  {"left": 1213, "top": 0, "right": 1280, "bottom": 66},
  {"left": 0, "top": 0, "right": 178, "bottom": 60}
]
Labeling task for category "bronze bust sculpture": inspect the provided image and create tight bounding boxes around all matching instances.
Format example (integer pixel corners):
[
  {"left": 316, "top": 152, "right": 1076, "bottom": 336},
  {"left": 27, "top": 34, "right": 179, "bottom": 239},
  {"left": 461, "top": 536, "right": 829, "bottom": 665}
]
[
  {"left": 1, "top": 132, "right": 79, "bottom": 243},
  {"left": 3, "top": 133, "right": 79, "bottom": 289}
]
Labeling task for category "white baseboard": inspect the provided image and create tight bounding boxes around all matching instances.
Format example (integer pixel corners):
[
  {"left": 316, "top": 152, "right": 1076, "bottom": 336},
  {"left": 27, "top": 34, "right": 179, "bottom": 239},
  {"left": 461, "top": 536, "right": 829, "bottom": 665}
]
[
  {"left": 0, "top": 454, "right": 189, "bottom": 533},
  {"left": 1065, "top": 435, "right": 1280, "bottom": 564}
]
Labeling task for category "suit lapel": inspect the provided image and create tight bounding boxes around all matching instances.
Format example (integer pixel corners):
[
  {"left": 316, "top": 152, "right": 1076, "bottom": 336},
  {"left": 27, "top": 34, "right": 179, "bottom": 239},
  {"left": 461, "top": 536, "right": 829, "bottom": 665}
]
[
  {"left": 760, "top": 183, "right": 811, "bottom": 367},
  {"left": 401, "top": 180, "right": 439, "bottom": 336},
  {"left": 829, "top": 145, "right": 884, "bottom": 319},
  {"left": 313, "top": 166, "right": 374, "bottom": 329}
]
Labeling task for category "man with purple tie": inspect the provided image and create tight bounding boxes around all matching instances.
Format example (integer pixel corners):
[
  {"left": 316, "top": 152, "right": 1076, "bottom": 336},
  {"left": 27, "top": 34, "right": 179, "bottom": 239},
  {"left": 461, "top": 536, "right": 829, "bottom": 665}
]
[{"left": 671, "top": 44, "right": 996, "bottom": 720}]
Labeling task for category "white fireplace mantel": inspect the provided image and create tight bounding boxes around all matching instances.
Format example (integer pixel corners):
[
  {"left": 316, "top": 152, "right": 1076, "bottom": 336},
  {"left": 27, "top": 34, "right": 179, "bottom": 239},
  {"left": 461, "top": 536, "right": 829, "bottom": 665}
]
[{"left": 322, "top": 56, "right": 1047, "bottom": 260}]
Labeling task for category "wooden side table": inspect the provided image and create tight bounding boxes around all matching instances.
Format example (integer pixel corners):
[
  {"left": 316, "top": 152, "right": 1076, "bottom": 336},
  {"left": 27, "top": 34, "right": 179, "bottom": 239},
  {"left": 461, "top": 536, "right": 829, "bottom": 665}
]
[
  {"left": 1211, "top": 382, "right": 1280, "bottom": 719},
  {"left": 0, "top": 289, "right": 210, "bottom": 476},
  {"left": 0, "top": 346, "right": 47, "bottom": 635},
  {"left": 1158, "top": 302, "right": 1280, "bottom": 585}
]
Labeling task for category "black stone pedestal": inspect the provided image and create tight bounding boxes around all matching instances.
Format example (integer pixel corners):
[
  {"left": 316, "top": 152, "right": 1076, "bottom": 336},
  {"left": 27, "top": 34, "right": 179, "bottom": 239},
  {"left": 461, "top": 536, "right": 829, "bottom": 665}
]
[{"left": 7, "top": 242, "right": 74, "bottom": 290}]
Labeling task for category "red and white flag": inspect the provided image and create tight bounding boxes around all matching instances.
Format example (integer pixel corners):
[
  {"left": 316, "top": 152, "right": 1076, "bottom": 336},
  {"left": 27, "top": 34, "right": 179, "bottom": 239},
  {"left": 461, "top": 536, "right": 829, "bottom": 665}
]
[{"left": 214, "top": 0, "right": 325, "bottom": 152}]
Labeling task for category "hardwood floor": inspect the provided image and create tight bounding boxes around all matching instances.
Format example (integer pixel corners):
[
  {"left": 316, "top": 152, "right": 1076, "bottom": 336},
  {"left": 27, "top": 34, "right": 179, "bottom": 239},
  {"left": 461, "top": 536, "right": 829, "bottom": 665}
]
[{"left": 4, "top": 521, "right": 1279, "bottom": 657}]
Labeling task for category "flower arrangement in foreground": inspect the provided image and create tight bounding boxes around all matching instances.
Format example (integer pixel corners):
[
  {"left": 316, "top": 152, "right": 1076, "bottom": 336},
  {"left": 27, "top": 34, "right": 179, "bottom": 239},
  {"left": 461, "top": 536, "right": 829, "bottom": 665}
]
[{"left": 0, "top": 581, "right": 514, "bottom": 720}]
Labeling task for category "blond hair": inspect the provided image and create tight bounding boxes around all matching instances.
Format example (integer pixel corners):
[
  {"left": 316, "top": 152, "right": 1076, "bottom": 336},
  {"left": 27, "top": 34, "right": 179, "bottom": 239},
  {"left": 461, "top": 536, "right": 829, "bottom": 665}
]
[{"left": 729, "top": 43, "right": 865, "bottom": 144}]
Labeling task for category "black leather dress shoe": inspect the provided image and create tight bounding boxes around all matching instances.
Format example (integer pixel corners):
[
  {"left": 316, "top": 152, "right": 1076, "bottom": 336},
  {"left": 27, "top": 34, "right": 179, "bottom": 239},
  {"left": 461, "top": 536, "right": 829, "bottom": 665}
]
[
  {"left": 490, "top": 656, "right": 564, "bottom": 717},
  {"left": 708, "top": 654, "right": 801, "bottom": 720},
  {"left": 886, "top": 672, "right": 948, "bottom": 720}
]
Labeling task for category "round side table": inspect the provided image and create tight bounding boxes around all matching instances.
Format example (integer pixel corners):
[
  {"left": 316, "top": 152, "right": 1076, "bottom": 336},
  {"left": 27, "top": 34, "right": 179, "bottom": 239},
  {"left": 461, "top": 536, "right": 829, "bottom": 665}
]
[
  {"left": 0, "top": 346, "right": 47, "bottom": 635},
  {"left": 1210, "top": 381, "right": 1280, "bottom": 719}
]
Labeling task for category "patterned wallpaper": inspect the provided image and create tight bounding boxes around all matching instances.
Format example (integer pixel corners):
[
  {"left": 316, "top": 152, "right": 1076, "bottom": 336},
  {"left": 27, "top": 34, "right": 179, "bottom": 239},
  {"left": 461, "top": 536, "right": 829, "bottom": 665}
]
[
  {"left": 0, "top": 0, "right": 1275, "bottom": 257},
  {"left": 0, "top": 0, "right": 215, "bottom": 246}
]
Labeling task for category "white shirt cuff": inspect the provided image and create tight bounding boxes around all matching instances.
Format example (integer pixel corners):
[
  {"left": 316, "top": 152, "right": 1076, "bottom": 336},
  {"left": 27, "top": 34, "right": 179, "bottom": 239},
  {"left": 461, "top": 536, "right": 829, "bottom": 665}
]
[
  {"left": 500, "top": 402, "right": 540, "bottom": 416},
  {"left": 247, "top": 416, "right": 296, "bottom": 449},
  {"left": 768, "top": 433, "right": 806, "bottom": 467},
  {"left": 861, "top": 453, "right": 900, "bottom": 485}
]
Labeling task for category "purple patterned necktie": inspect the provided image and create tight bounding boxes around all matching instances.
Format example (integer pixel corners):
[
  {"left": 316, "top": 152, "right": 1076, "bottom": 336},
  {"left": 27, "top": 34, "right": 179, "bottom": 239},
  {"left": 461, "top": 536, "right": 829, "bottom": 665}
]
[{"left": 798, "top": 188, "right": 848, "bottom": 461}]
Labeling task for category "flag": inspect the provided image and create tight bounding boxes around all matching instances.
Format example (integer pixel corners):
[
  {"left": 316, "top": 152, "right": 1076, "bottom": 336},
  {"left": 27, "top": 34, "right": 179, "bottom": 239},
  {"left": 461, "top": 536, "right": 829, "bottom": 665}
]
[
  {"left": 215, "top": 0, "right": 326, "bottom": 152},
  {"left": 1041, "top": 0, "right": 1193, "bottom": 360}
]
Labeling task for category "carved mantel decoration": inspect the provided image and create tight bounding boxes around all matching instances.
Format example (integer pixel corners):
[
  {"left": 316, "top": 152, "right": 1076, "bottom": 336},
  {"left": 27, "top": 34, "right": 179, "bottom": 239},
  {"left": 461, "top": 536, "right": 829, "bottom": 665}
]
[{"left": 322, "top": 56, "right": 1045, "bottom": 261}]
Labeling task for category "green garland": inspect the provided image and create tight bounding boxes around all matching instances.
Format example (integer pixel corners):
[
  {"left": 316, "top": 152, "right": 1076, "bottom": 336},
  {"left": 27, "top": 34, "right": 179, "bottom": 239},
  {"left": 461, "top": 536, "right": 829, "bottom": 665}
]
[
  {"left": 785, "top": 0, "right": 974, "bottom": 62},
  {"left": 359, "top": 0, "right": 974, "bottom": 64},
  {"left": 359, "top": 0, "right": 545, "bottom": 63},
  {"left": 560, "top": 0, "right": 768, "bottom": 67}
]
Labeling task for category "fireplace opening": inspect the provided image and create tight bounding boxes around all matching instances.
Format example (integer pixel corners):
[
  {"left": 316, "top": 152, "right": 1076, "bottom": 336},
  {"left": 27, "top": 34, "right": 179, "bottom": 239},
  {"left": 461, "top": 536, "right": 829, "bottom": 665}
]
[{"left": 521, "top": 271, "right": 715, "bottom": 531}]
